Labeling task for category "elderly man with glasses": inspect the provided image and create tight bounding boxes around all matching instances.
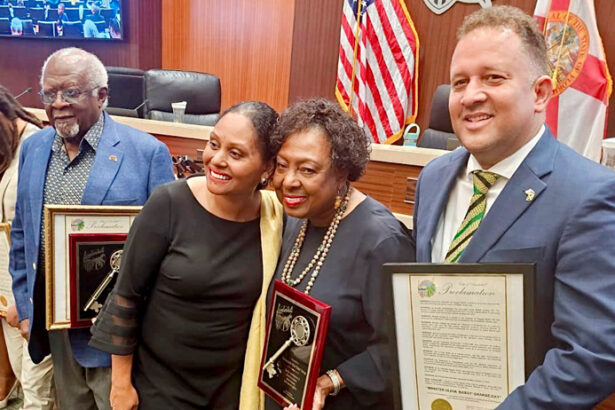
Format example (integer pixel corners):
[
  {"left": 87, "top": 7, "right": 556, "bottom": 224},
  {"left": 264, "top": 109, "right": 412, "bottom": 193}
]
[{"left": 9, "top": 47, "right": 174, "bottom": 409}]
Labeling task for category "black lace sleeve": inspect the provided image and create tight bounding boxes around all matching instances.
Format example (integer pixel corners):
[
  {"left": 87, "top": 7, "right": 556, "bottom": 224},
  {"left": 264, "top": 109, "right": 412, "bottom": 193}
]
[{"left": 90, "top": 183, "right": 172, "bottom": 355}]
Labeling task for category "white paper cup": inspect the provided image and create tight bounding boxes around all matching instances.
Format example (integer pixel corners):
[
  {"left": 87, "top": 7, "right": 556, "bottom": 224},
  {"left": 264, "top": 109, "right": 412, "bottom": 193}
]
[
  {"left": 601, "top": 138, "right": 615, "bottom": 170},
  {"left": 171, "top": 101, "right": 187, "bottom": 123}
]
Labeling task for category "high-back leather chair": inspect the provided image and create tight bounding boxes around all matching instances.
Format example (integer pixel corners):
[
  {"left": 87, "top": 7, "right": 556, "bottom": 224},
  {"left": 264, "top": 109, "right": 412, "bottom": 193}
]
[
  {"left": 105, "top": 66, "right": 145, "bottom": 118},
  {"left": 143, "top": 69, "right": 221, "bottom": 126},
  {"left": 417, "top": 84, "right": 461, "bottom": 150}
]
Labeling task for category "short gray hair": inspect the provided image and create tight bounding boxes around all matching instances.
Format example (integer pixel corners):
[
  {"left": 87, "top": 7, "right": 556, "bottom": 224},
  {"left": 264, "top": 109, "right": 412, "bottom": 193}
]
[{"left": 40, "top": 47, "right": 109, "bottom": 106}]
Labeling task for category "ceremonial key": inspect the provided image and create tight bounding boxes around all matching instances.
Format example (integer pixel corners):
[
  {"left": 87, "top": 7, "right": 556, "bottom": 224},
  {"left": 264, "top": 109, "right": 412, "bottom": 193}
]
[
  {"left": 84, "top": 249, "right": 123, "bottom": 313},
  {"left": 264, "top": 315, "right": 310, "bottom": 378}
]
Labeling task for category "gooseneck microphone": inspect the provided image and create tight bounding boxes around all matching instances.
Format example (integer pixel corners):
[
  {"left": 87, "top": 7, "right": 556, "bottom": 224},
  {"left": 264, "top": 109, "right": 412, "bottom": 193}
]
[{"left": 14, "top": 87, "right": 33, "bottom": 100}]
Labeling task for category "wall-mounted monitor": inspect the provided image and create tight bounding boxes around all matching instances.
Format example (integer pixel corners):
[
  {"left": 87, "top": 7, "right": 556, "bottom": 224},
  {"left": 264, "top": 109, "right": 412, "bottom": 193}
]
[{"left": 0, "top": 0, "right": 123, "bottom": 40}]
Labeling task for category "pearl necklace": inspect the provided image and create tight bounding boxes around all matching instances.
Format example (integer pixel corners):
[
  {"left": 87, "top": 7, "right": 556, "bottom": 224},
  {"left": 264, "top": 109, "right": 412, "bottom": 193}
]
[{"left": 281, "top": 188, "right": 351, "bottom": 294}]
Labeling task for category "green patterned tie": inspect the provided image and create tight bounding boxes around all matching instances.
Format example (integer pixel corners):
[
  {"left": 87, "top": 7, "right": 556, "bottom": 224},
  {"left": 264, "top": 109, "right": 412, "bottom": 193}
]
[{"left": 445, "top": 170, "right": 501, "bottom": 263}]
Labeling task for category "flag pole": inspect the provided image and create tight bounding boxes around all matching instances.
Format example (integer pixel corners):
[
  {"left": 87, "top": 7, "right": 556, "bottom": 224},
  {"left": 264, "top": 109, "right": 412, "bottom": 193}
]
[
  {"left": 348, "top": 0, "right": 363, "bottom": 118},
  {"left": 551, "top": 1, "right": 572, "bottom": 89},
  {"left": 542, "top": 0, "right": 553, "bottom": 35}
]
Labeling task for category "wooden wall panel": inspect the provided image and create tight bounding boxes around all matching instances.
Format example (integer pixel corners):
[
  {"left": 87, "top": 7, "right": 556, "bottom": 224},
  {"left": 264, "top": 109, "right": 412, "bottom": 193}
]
[
  {"left": 287, "top": 0, "right": 343, "bottom": 105},
  {"left": 0, "top": 0, "right": 162, "bottom": 109},
  {"left": 353, "top": 161, "right": 423, "bottom": 215},
  {"left": 161, "top": 0, "right": 295, "bottom": 112}
]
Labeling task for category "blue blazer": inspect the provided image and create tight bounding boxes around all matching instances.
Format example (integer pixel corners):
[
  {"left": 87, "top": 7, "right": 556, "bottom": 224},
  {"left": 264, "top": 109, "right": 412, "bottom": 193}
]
[
  {"left": 10, "top": 112, "right": 175, "bottom": 368},
  {"left": 413, "top": 128, "right": 615, "bottom": 409}
]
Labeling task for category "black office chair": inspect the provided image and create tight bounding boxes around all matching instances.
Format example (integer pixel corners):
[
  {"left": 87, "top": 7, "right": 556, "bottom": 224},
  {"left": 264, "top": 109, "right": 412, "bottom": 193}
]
[
  {"left": 37, "top": 20, "right": 55, "bottom": 36},
  {"left": 61, "top": 20, "right": 82, "bottom": 37},
  {"left": 11, "top": 6, "right": 26, "bottom": 18},
  {"left": 100, "top": 7, "right": 115, "bottom": 21},
  {"left": 28, "top": 7, "right": 44, "bottom": 21},
  {"left": 46, "top": 8, "right": 58, "bottom": 21},
  {"left": 105, "top": 66, "right": 145, "bottom": 118},
  {"left": 0, "top": 17, "right": 9, "bottom": 34},
  {"left": 20, "top": 18, "right": 33, "bottom": 35},
  {"left": 143, "top": 69, "right": 221, "bottom": 126},
  {"left": 417, "top": 84, "right": 460, "bottom": 150},
  {"left": 64, "top": 7, "right": 80, "bottom": 21}
]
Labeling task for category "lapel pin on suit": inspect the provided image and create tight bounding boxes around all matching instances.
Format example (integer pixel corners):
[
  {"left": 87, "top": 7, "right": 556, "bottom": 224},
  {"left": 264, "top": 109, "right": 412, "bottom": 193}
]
[
  {"left": 525, "top": 188, "right": 535, "bottom": 202},
  {"left": 109, "top": 155, "right": 117, "bottom": 162}
]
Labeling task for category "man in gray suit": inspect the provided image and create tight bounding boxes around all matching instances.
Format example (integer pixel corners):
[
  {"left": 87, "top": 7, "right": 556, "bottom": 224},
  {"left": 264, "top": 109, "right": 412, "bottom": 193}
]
[{"left": 413, "top": 6, "right": 615, "bottom": 409}]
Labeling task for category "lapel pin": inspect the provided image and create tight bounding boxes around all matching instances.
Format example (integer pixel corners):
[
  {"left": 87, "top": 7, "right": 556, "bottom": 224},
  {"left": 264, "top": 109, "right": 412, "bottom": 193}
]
[
  {"left": 108, "top": 155, "right": 117, "bottom": 162},
  {"left": 524, "top": 188, "right": 535, "bottom": 202}
]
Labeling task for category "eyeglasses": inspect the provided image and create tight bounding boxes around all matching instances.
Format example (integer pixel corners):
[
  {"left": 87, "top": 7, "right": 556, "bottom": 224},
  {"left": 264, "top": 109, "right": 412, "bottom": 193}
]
[{"left": 38, "top": 87, "right": 101, "bottom": 105}]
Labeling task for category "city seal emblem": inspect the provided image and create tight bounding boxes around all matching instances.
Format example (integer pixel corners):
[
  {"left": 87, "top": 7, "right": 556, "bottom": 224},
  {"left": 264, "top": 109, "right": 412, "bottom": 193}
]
[
  {"left": 431, "top": 398, "right": 452, "bottom": 410},
  {"left": 423, "top": 0, "right": 492, "bottom": 15}
]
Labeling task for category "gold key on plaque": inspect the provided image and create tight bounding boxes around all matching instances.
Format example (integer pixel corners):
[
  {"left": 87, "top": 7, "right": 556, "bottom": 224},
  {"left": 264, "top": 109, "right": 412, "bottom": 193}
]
[
  {"left": 264, "top": 315, "right": 310, "bottom": 378},
  {"left": 84, "top": 249, "right": 123, "bottom": 313}
]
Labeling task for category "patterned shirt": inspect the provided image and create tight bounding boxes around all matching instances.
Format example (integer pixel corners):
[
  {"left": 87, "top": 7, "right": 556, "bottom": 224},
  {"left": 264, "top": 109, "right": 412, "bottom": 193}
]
[{"left": 39, "top": 115, "right": 105, "bottom": 258}]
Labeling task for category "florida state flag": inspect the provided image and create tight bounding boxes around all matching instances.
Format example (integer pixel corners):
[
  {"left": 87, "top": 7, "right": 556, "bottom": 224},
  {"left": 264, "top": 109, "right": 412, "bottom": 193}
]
[{"left": 534, "top": 0, "right": 612, "bottom": 161}]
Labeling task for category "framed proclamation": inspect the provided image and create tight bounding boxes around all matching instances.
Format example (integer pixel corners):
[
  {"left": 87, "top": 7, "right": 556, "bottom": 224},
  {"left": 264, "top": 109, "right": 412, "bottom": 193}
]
[
  {"left": 44, "top": 205, "right": 141, "bottom": 330},
  {"left": 0, "top": 223, "right": 13, "bottom": 316},
  {"left": 384, "top": 263, "right": 536, "bottom": 410},
  {"left": 258, "top": 280, "right": 331, "bottom": 410}
]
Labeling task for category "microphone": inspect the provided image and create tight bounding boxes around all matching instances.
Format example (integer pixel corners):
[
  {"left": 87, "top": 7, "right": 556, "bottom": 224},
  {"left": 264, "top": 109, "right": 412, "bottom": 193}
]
[{"left": 14, "top": 87, "right": 32, "bottom": 100}]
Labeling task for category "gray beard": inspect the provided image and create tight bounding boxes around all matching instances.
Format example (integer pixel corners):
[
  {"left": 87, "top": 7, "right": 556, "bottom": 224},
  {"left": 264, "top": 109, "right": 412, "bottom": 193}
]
[{"left": 55, "top": 122, "right": 80, "bottom": 139}]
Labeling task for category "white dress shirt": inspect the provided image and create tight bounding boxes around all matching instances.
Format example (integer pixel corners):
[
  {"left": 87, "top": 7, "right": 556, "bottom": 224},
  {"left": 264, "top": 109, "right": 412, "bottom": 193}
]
[{"left": 431, "top": 125, "right": 545, "bottom": 262}]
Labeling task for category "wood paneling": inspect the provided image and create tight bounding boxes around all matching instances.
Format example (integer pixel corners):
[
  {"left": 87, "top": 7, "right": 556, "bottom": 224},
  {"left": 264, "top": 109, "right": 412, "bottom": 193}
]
[
  {"left": 287, "top": 0, "right": 344, "bottom": 104},
  {"left": 353, "top": 161, "right": 423, "bottom": 215},
  {"left": 0, "top": 0, "right": 162, "bottom": 109},
  {"left": 161, "top": 0, "right": 295, "bottom": 112}
]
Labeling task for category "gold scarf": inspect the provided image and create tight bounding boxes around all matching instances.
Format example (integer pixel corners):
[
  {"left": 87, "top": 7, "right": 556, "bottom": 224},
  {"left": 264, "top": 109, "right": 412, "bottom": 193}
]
[{"left": 239, "top": 190, "right": 283, "bottom": 410}]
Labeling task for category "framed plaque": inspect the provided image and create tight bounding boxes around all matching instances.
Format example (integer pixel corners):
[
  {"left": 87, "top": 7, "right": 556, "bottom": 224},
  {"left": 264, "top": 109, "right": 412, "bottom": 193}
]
[
  {"left": 258, "top": 280, "right": 331, "bottom": 410},
  {"left": 44, "top": 205, "right": 141, "bottom": 330},
  {"left": 68, "top": 233, "right": 127, "bottom": 328},
  {"left": 0, "top": 223, "right": 13, "bottom": 316},
  {"left": 384, "top": 263, "right": 536, "bottom": 410}
]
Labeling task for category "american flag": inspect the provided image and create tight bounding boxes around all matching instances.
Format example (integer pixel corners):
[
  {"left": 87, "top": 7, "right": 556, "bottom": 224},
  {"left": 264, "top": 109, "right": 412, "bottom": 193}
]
[{"left": 335, "top": 0, "right": 419, "bottom": 144}]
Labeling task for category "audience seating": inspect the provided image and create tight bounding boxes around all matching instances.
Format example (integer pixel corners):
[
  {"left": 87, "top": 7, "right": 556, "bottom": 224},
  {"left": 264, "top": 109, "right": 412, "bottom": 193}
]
[
  {"left": 37, "top": 20, "right": 55, "bottom": 37},
  {"left": 20, "top": 18, "right": 33, "bottom": 35},
  {"left": 29, "top": 7, "right": 44, "bottom": 21},
  {"left": 143, "top": 69, "right": 221, "bottom": 126},
  {"left": 100, "top": 8, "right": 115, "bottom": 21},
  {"left": 11, "top": 6, "right": 27, "bottom": 19},
  {"left": 93, "top": 19, "right": 106, "bottom": 32},
  {"left": 64, "top": 7, "right": 80, "bottom": 21},
  {"left": 62, "top": 20, "right": 82, "bottom": 37},
  {"left": 417, "top": 84, "right": 460, "bottom": 150},
  {"left": 105, "top": 66, "right": 146, "bottom": 118},
  {"left": 0, "top": 17, "right": 8, "bottom": 34},
  {"left": 46, "top": 8, "right": 58, "bottom": 21}
]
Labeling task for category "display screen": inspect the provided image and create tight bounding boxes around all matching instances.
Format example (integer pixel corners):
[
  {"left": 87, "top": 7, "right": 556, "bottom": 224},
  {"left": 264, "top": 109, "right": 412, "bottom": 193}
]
[{"left": 0, "top": 0, "right": 123, "bottom": 40}]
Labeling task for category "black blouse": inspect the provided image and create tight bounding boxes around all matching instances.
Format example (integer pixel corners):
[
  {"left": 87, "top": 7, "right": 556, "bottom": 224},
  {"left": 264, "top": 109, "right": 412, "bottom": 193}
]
[
  {"left": 91, "top": 179, "right": 263, "bottom": 409},
  {"left": 265, "top": 196, "right": 415, "bottom": 409}
]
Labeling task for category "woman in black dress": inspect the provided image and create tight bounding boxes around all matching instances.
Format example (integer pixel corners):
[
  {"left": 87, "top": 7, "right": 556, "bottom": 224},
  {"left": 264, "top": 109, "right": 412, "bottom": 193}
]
[
  {"left": 266, "top": 99, "right": 414, "bottom": 409},
  {"left": 90, "top": 101, "right": 283, "bottom": 410}
]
